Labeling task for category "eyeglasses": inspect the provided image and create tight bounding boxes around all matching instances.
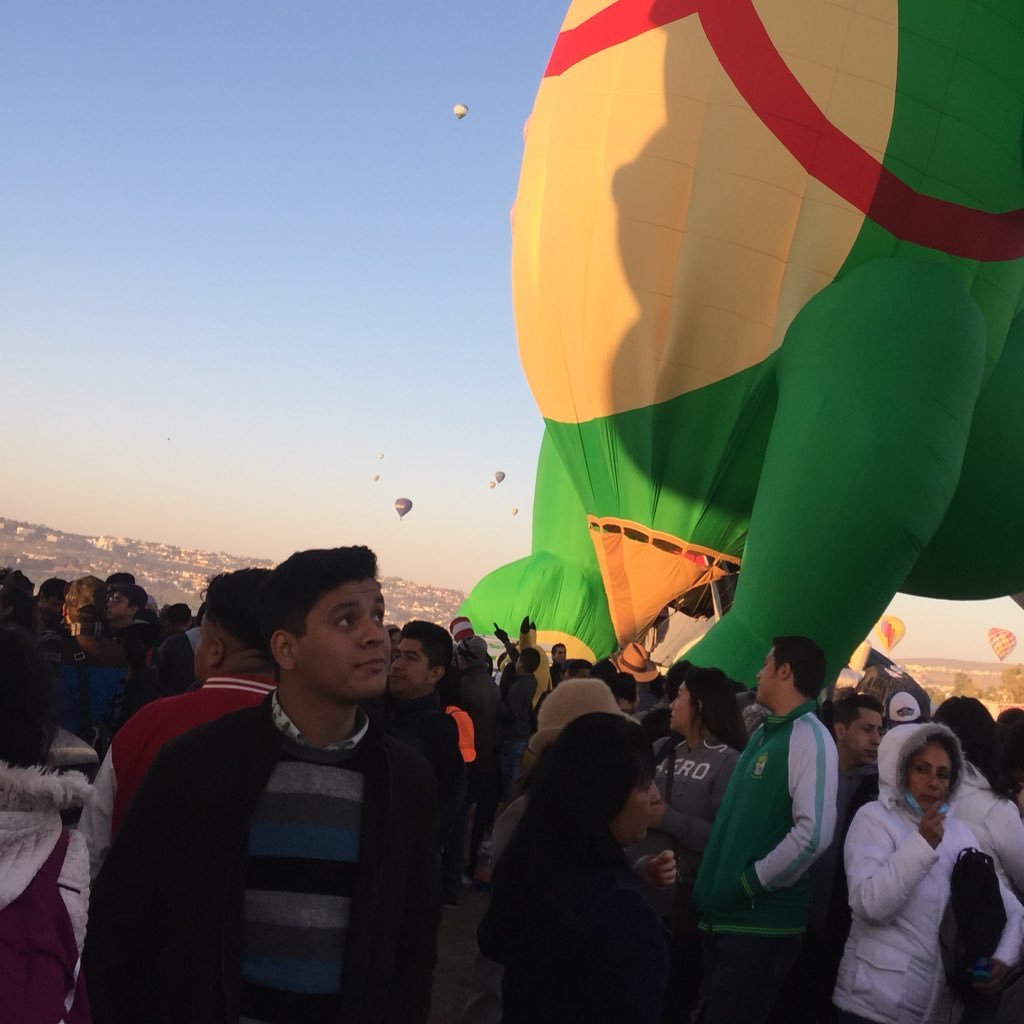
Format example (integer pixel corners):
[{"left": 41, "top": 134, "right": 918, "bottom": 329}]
[{"left": 107, "top": 594, "right": 126, "bottom": 604}]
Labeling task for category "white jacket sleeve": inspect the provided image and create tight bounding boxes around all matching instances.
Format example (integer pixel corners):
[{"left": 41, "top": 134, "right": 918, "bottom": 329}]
[
  {"left": 844, "top": 805, "right": 938, "bottom": 925},
  {"left": 78, "top": 749, "right": 116, "bottom": 880},
  {"left": 989, "top": 799, "right": 1024, "bottom": 897},
  {"left": 753, "top": 715, "right": 839, "bottom": 891},
  {"left": 994, "top": 873, "right": 1024, "bottom": 966}
]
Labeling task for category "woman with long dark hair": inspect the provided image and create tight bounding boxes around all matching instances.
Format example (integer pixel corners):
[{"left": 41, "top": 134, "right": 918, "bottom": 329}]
[
  {"left": 0, "top": 624, "right": 93, "bottom": 1022},
  {"left": 934, "top": 696, "right": 1024, "bottom": 897},
  {"left": 639, "top": 664, "right": 746, "bottom": 1022},
  {"left": 478, "top": 712, "right": 669, "bottom": 1023}
]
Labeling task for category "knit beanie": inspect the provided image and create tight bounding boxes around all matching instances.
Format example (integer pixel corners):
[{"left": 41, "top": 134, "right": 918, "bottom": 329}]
[{"left": 527, "top": 678, "right": 624, "bottom": 760}]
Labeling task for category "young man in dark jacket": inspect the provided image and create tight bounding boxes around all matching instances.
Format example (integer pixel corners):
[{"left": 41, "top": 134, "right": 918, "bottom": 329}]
[
  {"left": 385, "top": 620, "right": 465, "bottom": 906},
  {"left": 84, "top": 546, "right": 441, "bottom": 1024}
]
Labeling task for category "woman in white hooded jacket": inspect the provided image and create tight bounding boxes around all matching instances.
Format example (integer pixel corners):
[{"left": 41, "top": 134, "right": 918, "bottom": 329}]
[{"left": 833, "top": 722, "right": 1024, "bottom": 1024}]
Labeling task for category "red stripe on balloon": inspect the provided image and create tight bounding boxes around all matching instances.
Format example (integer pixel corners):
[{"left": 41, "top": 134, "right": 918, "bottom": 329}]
[
  {"left": 543, "top": 0, "right": 1024, "bottom": 262},
  {"left": 544, "top": 0, "right": 698, "bottom": 77}
]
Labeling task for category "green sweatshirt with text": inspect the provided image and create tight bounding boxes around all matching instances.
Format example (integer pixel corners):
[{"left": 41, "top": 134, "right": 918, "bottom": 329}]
[{"left": 693, "top": 701, "right": 838, "bottom": 935}]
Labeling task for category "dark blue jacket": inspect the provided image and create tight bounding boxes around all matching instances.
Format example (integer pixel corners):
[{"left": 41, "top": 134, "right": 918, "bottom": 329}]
[{"left": 480, "top": 857, "right": 668, "bottom": 1024}]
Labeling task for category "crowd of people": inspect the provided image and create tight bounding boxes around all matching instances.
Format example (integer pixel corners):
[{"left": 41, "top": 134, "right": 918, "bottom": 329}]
[{"left": 3, "top": 553, "right": 1024, "bottom": 1023}]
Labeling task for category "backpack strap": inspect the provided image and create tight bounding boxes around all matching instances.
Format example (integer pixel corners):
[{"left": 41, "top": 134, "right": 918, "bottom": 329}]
[{"left": 68, "top": 637, "right": 93, "bottom": 737}]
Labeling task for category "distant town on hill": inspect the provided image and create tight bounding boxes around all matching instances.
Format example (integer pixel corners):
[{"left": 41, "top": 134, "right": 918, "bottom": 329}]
[
  {"left": 4, "top": 513, "right": 1024, "bottom": 712},
  {"left": 0, "top": 515, "right": 466, "bottom": 626}
]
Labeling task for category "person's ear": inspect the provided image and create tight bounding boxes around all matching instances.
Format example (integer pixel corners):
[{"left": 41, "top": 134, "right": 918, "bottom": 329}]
[
  {"left": 208, "top": 635, "right": 227, "bottom": 670},
  {"left": 428, "top": 663, "right": 445, "bottom": 688},
  {"left": 271, "top": 630, "right": 298, "bottom": 672}
]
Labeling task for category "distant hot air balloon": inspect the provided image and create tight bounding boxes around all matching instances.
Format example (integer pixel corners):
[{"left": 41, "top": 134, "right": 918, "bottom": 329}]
[
  {"left": 494, "top": 471, "right": 506, "bottom": 484},
  {"left": 453, "top": 103, "right": 468, "bottom": 120},
  {"left": 372, "top": 474, "right": 380, "bottom": 482},
  {"left": 377, "top": 452, "right": 384, "bottom": 460},
  {"left": 874, "top": 615, "right": 906, "bottom": 653},
  {"left": 394, "top": 497, "right": 413, "bottom": 519},
  {"left": 511, "top": 507, "right": 519, "bottom": 517},
  {"left": 488, "top": 480, "right": 496, "bottom": 489},
  {"left": 988, "top": 627, "right": 1017, "bottom": 661}
]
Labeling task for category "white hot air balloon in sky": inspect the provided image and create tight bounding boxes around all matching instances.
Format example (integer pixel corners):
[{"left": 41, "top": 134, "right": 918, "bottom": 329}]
[{"left": 453, "top": 103, "right": 468, "bottom": 120}]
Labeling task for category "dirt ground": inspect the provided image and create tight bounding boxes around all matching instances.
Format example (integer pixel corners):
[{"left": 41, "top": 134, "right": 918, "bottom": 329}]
[{"left": 428, "top": 885, "right": 490, "bottom": 1023}]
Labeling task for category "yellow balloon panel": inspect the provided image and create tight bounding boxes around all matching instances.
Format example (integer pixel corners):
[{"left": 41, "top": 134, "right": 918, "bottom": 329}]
[{"left": 516, "top": 1, "right": 898, "bottom": 424}]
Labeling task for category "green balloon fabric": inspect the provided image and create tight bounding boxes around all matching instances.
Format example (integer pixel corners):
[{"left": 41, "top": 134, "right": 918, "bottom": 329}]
[{"left": 462, "top": 0, "right": 1024, "bottom": 685}]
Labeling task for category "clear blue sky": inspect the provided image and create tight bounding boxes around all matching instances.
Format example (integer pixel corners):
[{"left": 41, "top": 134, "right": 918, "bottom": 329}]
[{"left": 3, "top": 2, "right": 1021, "bottom": 663}]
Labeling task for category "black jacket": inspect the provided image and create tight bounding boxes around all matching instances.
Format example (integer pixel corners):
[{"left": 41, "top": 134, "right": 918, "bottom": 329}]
[{"left": 84, "top": 697, "right": 441, "bottom": 1024}]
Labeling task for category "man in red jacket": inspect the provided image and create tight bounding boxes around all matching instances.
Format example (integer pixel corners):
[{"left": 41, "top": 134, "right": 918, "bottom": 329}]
[{"left": 79, "top": 567, "right": 275, "bottom": 876}]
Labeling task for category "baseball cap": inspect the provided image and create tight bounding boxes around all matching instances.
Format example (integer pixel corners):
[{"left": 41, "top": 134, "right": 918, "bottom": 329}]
[{"left": 887, "top": 690, "right": 924, "bottom": 725}]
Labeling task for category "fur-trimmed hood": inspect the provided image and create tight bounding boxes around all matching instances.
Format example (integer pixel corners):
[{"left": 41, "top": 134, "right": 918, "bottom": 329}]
[
  {"left": 0, "top": 762, "right": 94, "bottom": 913},
  {"left": 876, "top": 722, "right": 965, "bottom": 814},
  {"left": 0, "top": 761, "right": 93, "bottom": 813}
]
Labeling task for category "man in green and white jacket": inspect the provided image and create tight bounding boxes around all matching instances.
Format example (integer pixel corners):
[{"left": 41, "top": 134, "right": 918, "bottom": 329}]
[{"left": 693, "top": 636, "right": 838, "bottom": 1024}]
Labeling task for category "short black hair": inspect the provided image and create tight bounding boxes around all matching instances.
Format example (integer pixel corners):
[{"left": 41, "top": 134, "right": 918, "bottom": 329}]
[
  {"left": 0, "top": 568, "right": 33, "bottom": 594},
  {"left": 38, "top": 577, "right": 68, "bottom": 601},
  {"left": 164, "top": 602, "right": 193, "bottom": 627},
  {"left": 608, "top": 672, "right": 637, "bottom": 705},
  {"left": 0, "top": 624, "right": 56, "bottom": 766},
  {"left": 400, "top": 620, "right": 453, "bottom": 670},
  {"left": 832, "top": 693, "right": 884, "bottom": 730},
  {"left": 772, "top": 636, "right": 826, "bottom": 698},
  {"left": 205, "top": 569, "right": 271, "bottom": 653},
  {"left": 106, "top": 571, "right": 136, "bottom": 587},
  {"left": 259, "top": 547, "right": 378, "bottom": 643},
  {"left": 519, "top": 647, "right": 541, "bottom": 674}
]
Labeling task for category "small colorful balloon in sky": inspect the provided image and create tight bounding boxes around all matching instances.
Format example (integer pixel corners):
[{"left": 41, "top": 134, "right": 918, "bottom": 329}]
[
  {"left": 494, "top": 471, "right": 506, "bottom": 484},
  {"left": 511, "top": 507, "right": 518, "bottom": 517},
  {"left": 988, "top": 627, "right": 1017, "bottom": 661},
  {"left": 874, "top": 615, "right": 906, "bottom": 654},
  {"left": 372, "top": 474, "right": 380, "bottom": 482},
  {"left": 394, "top": 497, "right": 413, "bottom": 519},
  {"left": 488, "top": 480, "right": 496, "bottom": 489},
  {"left": 453, "top": 103, "right": 469, "bottom": 120}
]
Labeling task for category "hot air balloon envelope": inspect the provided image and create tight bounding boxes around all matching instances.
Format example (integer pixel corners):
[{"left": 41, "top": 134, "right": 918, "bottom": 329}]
[
  {"left": 494, "top": 471, "right": 506, "bottom": 484},
  {"left": 372, "top": 474, "right": 380, "bottom": 482},
  {"left": 394, "top": 498, "right": 413, "bottom": 519},
  {"left": 874, "top": 615, "right": 906, "bottom": 654},
  {"left": 511, "top": 507, "right": 519, "bottom": 517},
  {"left": 988, "top": 628, "right": 1017, "bottom": 661},
  {"left": 453, "top": 103, "right": 468, "bottom": 120},
  {"left": 488, "top": 481, "right": 496, "bottom": 489}
]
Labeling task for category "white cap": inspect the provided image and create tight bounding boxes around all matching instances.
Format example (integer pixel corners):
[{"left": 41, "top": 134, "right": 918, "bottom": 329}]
[{"left": 887, "top": 690, "right": 923, "bottom": 725}]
